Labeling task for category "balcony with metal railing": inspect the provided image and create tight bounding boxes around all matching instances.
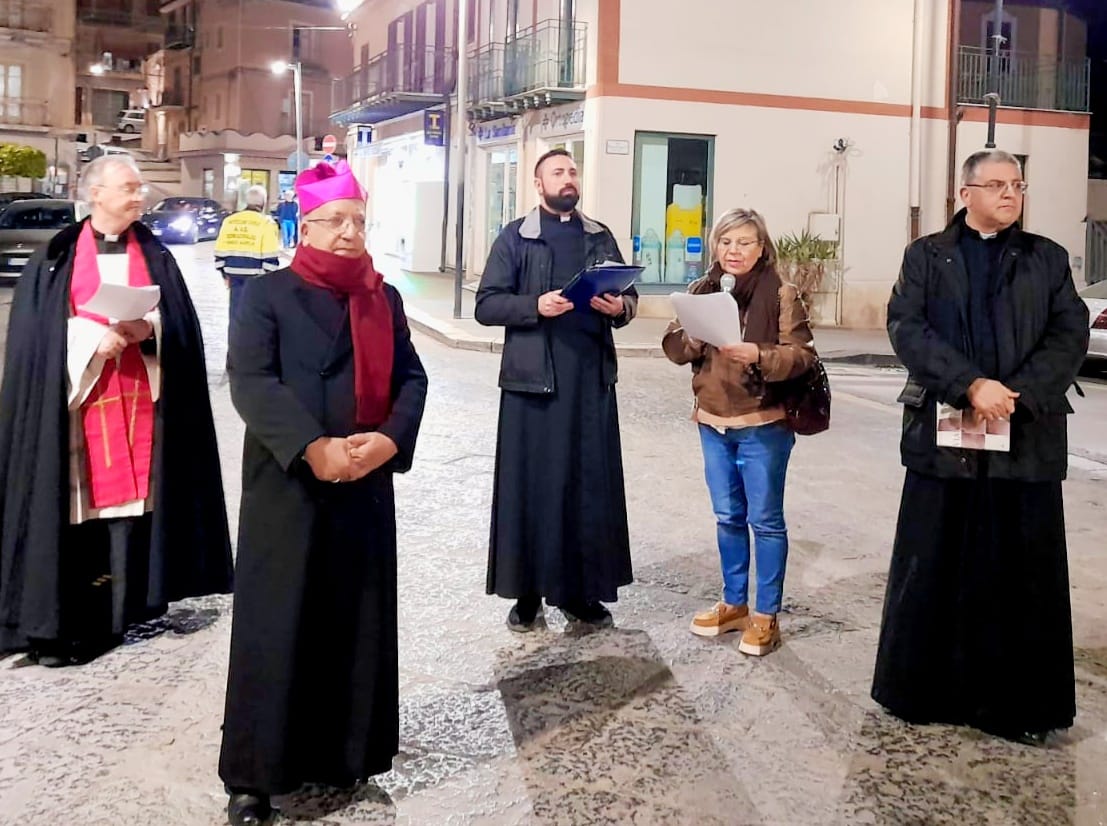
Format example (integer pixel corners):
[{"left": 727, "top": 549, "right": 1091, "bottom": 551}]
[
  {"left": 0, "top": 98, "right": 49, "bottom": 127},
  {"left": 79, "top": 51, "right": 146, "bottom": 77},
  {"left": 502, "top": 19, "right": 586, "bottom": 106},
  {"left": 957, "top": 45, "right": 1090, "bottom": 113},
  {"left": 468, "top": 42, "right": 506, "bottom": 120},
  {"left": 76, "top": 3, "right": 163, "bottom": 32},
  {"left": 165, "top": 23, "right": 194, "bottom": 49},
  {"left": 331, "top": 46, "right": 456, "bottom": 127},
  {"left": 0, "top": 0, "right": 51, "bottom": 33}
]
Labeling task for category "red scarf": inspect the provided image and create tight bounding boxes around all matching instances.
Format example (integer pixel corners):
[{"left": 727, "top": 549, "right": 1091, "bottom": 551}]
[
  {"left": 70, "top": 222, "right": 155, "bottom": 509},
  {"left": 290, "top": 244, "right": 394, "bottom": 427}
]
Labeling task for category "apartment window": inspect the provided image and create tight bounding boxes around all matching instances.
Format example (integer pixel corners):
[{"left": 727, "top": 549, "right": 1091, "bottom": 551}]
[
  {"left": 359, "top": 43, "right": 369, "bottom": 68},
  {"left": 217, "top": 27, "right": 223, "bottom": 49},
  {"left": 202, "top": 168, "right": 214, "bottom": 199},
  {"left": 631, "top": 132, "right": 715, "bottom": 286},
  {"left": 193, "top": 56, "right": 201, "bottom": 75},
  {"left": 215, "top": 94, "right": 221, "bottom": 120},
  {"left": 0, "top": 65, "right": 23, "bottom": 120}
]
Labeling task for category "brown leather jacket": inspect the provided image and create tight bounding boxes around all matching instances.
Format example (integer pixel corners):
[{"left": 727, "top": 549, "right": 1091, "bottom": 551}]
[{"left": 662, "top": 274, "right": 816, "bottom": 423}]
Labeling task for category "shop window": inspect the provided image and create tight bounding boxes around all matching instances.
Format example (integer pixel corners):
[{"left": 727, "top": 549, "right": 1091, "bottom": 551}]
[
  {"left": 545, "top": 138, "right": 584, "bottom": 189},
  {"left": 630, "top": 132, "right": 714, "bottom": 286},
  {"left": 202, "top": 168, "right": 214, "bottom": 199}
]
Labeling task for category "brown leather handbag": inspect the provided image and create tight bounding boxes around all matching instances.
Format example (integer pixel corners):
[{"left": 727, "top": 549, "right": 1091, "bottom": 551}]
[{"left": 772, "top": 357, "right": 832, "bottom": 436}]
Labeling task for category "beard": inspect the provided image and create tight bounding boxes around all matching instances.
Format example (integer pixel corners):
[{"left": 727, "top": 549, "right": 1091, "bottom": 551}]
[{"left": 543, "top": 187, "right": 579, "bottom": 213}]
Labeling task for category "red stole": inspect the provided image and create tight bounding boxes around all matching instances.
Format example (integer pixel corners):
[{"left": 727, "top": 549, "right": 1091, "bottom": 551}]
[
  {"left": 70, "top": 222, "right": 156, "bottom": 509},
  {"left": 289, "top": 244, "right": 394, "bottom": 427}
]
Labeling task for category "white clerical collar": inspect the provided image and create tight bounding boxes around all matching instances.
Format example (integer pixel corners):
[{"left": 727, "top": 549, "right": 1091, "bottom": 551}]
[
  {"left": 979, "top": 230, "right": 998, "bottom": 240},
  {"left": 103, "top": 232, "right": 121, "bottom": 242}
]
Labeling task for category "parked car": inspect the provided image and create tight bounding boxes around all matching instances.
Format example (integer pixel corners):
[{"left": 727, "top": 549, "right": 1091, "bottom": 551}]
[
  {"left": 1081, "top": 280, "right": 1107, "bottom": 362},
  {"left": 0, "top": 199, "right": 88, "bottom": 283},
  {"left": 141, "top": 197, "right": 227, "bottom": 244},
  {"left": 77, "top": 143, "right": 135, "bottom": 163},
  {"left": 0, "top": 192, "right": 53, "bottom": 212},
  {"left": 117, "top": 108, "right": 146, "bottom": 133}
]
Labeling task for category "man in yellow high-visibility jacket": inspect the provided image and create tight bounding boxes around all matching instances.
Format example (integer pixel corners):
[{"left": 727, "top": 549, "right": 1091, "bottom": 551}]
[{"left": 214, "top": 185, "right": 281, "bottom": 324}]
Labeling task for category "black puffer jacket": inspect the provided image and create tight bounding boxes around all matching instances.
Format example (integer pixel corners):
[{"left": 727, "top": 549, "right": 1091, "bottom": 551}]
[
  {"left": 888, "top": 210, "right": 1089, "bottom": 481},
  {"left": 474, "top": 207, "right": 638, "bottom": 394}
]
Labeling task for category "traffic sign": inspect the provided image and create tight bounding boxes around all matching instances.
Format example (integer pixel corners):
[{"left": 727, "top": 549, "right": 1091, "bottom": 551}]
[
  {"left": 321, "top": 134, "right": 337, "bottom": 154},
  {"left": 287, "top": 150, "right": 311, "bottom": 171},
  {"left": 323, "top": 153, "right": 334, "bottom": 163}
]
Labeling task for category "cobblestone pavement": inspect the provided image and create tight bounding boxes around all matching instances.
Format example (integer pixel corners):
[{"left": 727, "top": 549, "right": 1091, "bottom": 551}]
[{"left": 1, "top": 245, "right": 1106, "bottom": 825}]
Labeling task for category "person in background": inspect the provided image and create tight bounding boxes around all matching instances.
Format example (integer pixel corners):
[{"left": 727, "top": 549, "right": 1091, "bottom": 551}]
[
  {"left": 662, "top": 207, "right": 815, "bottom": 656},
  {"left": 276, "top": 189, "right": 299, "bottom": 249},
  {"left": 213, "top": 184, "right": 281, "bottom": 327}
]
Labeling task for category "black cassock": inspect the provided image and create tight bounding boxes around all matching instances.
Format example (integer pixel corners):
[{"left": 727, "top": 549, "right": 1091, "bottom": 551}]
[
  {"left": 0, "top": 220, "right": 232, "bottom": 652},
  {"left": 485, "top": 212, "right": 633, "bottom": 607},
  {"left": 219, "top": 268, "right": 426, "bottom": 795}
]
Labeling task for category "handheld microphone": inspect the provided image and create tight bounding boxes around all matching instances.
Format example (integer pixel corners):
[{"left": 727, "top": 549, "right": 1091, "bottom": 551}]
[{"left": 720, "top": 274, "right": 735, "bottom": 293}]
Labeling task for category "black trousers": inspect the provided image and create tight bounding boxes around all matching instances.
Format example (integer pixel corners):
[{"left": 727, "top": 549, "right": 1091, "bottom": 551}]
[{"left": 32, "top": 513, "right": 165, "bottom": 650}]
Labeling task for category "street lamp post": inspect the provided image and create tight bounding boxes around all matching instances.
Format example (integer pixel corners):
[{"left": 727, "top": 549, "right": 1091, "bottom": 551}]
[{"left": 272, "top": 60, "right": 304, "bottom": 178}]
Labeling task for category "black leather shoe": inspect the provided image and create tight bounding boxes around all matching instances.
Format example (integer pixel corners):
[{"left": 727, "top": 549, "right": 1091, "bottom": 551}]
[
  {"left": 561, "top": 601, "right": 614, "bottom": 628},
  {"left": 228, "top": 792, "right": 272, "bottom": 826},
  {"left": 506, "top": 596, "right": 543, "bottom": 632}
]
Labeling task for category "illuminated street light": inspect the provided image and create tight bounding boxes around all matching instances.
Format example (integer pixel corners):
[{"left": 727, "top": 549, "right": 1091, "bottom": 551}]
[{"left": 271, "top": 60, "right": 304, "bottom": 178}]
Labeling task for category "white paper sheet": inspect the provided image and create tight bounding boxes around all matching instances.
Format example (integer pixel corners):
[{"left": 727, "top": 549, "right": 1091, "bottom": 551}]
[
  {"left": 669, "top": 291, "right": 743, "bottom": 347},
  {"left": 78, "top": 283, "right": 161, "bottom": 321}
]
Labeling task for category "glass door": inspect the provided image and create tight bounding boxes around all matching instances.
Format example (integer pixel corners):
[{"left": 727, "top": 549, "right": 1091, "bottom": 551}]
[{"left": 487, "top": 147, "right": 517, "bottom": 250}]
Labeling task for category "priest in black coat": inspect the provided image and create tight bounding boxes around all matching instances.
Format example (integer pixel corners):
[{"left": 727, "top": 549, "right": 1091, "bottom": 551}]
[
  {"left": 873, "top": 150, "right": 1089, "bottom": 742},
  {"left": 0, "top": 155, "right": 232, "bottom": 666},
  {"left": 475, "top": 148, "right": 636, "bottom": 632},
  {"left": 218, "top": 160, "right": 427, "bottom": 826}
]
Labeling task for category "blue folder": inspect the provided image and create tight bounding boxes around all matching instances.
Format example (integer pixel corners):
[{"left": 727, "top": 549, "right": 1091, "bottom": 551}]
[{"left": 559, "top": 263, "right": 644, "bottom": 308}]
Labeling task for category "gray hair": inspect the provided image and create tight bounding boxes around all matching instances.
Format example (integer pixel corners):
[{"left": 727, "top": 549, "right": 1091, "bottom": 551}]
[
  {"left": 245, "top": 185, "right": 268, "bottom": 209},
  {"left": 961, "top": 150, "right": 1023, "bottom": 185},
  {"left": 79, "top": 155, "right": 142, "bottom": 201},
  {"left": 708, "top": 207, "right": 776, "bottom": 268}
]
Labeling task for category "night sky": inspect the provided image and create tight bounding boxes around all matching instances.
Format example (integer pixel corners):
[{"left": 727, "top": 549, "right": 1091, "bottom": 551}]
[{"left": 1074, "top": 0, "right": 1107, "bottom": 176}]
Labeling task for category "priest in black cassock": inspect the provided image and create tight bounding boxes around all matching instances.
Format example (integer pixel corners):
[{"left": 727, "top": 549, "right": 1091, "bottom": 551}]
[
  {"left": 218, "top": 160, "right": 426, "bottom": 826},
  {"left": 873, "top": 149, "right": 1089, "bottom": 742},
  {"left": 0, "top": 155, "right": 232, "bottom": 667},
  {"left": 475, "top": 148, "right": 636, "bottom": 632}
]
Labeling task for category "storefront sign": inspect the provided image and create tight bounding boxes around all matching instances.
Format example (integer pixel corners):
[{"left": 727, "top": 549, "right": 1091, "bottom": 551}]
[
  {"left": 473, "top": 118, "right": 518, "bottom": 144},
  {"left": 424, "top": 110, "right": 447, "bottom": 146},
  {"left": 532, "top": 103, "right": 584, "bottom": 137}
]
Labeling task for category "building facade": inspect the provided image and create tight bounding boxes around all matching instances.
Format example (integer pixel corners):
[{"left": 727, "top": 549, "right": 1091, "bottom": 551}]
[
  {"left": 336, "top": 0, "right": 1092, "bottom": 328},
  {"left": 76, "top": 0, "right": 165, "bottom": 129},
  {"left": 0, "top": 0, "right": 78, "bottom": 192},
  {"left": 148, "top": 0, "right": 352, "bottom": 208}
]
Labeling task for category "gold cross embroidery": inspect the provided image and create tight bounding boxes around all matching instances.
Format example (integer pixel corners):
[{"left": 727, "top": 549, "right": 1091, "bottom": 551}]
[
  {"left": 87, "top": 392, "right": 121, "bottom": 467},
  {"left": 121, "top": 381, "right": 147, "bottom": 446}
]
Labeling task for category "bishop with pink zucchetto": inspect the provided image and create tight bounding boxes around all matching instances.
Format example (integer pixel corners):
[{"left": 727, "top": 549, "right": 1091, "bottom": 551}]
[{"left": 219, "top": 155, "right": 427, "bottom": 825}]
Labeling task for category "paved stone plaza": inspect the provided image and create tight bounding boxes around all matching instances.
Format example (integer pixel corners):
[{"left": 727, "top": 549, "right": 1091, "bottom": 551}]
[{"left": 1, "top": 246, "right": 1106, "bottom": 825}]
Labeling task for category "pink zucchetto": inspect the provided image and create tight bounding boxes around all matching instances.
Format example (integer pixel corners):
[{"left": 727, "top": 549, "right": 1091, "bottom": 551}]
[{"left": 294, "top": 159, "right": 367, "bottom": 216}]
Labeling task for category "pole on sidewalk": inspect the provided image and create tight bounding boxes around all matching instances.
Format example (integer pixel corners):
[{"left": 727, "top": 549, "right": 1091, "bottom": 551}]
[
  {"left": 985, "top": 0, "right": 1004, "bottom": 149},
  {"left": 453, "top": 0, "right": 469, "bottom": 319}
]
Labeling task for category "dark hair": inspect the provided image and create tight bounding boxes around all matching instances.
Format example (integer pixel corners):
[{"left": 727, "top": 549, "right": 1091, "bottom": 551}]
[{"left": 534, "top": 147, "right": 574, "bottom": 177}]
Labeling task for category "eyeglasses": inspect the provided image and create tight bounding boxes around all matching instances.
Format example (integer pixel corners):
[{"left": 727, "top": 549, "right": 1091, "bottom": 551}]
[
  {"left": 96, "top": 183, "right": 146, "bottom": 196},
  {"left": 305, "top": 214, "right": 367, "bottom": 233},
  {"left": 964, "top": 180, "right": 1029, "bottom": 195}
]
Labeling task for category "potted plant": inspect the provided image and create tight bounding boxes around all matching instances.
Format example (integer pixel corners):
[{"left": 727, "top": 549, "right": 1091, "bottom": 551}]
[{"left": 775, "top": 230, "right": 839, "bottom": 325}]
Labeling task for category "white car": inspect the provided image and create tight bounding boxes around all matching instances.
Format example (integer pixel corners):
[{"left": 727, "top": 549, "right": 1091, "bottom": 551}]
[
  {"left": 1081, "top": 280, "right": 1107, "bottom": 361},
  {"left": 117, "top": 108, "right": 146, "bottom": 133}
]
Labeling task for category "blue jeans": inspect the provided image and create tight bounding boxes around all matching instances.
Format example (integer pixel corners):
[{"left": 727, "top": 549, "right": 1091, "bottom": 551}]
[
  {"left": 698, "top": 421, "right": 795, "bottom": 615},
  {"left": 280, "top": 219, "right": 297, "bottom": 247}
]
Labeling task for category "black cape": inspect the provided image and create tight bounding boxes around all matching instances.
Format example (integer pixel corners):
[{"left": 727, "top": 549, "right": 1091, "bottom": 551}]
[
  {"left": 218, "top": 270, "right": 427, "bottom": 795},
  {"left": 0, "top": 219, "right": 233, "bottom": 650},
  {"left": 486, "top": 211, "right": 633, "bottom": 606}
]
